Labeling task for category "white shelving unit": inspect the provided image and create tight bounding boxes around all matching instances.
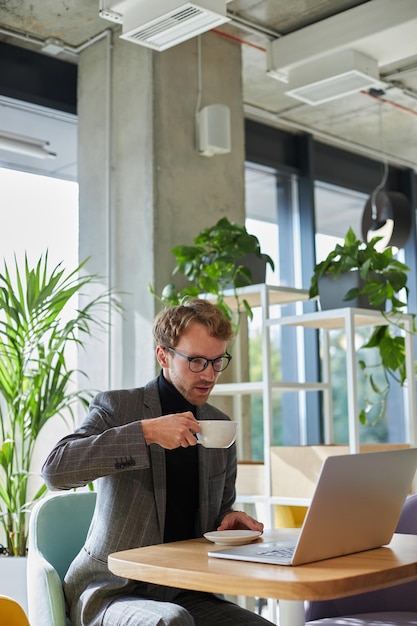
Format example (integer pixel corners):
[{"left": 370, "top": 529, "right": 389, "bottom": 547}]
[
  {"left": 275, "top": 308, "right": 417, "bottom": 453},
  {"left": 210, "top": 284, "right": 311, "bottom": 527},
  {"left": 211, "top": 288, "right": 417, "bottom": 527}
]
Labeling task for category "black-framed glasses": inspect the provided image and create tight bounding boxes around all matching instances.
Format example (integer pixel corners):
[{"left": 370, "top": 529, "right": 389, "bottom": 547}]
[{"left": 165, "top": 347, "right": 232, "bottom": 373}]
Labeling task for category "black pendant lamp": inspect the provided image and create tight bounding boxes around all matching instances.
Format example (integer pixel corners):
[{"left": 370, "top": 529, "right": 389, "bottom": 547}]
[
  {"left": 361, "top": 99, "right": 412, "bottom": 251},
  {"left": 362, "top": 189, "right": 412, "bottom": 251},
  {"left": 362, "top": 190, "right": 411, "bottom": 249}
]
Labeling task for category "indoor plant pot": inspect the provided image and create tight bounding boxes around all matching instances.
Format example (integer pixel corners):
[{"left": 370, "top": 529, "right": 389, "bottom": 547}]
[
  {"left": 317, "top": 270, "right": 385, "bottom": 311},
  {"left": 233, "top": 252, "right": 270, "bottom": 288},
  {"left": 309, "top": 227, "right": 409, "bottom": 313}
]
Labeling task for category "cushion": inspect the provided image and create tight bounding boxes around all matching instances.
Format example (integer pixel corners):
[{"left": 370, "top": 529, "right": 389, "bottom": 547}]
[{"left": 307, "top": 612, "right": 417, "bottom": 625}]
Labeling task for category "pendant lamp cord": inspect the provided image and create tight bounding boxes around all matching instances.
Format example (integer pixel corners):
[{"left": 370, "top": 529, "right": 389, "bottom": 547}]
[{"left": 371, "top": 100, "right": 389, "bottom": 222}]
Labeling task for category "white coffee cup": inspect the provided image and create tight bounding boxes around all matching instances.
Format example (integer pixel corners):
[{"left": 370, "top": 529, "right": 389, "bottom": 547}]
[{"left": 196, "top": 420, "right": 237, "bottom": 448}]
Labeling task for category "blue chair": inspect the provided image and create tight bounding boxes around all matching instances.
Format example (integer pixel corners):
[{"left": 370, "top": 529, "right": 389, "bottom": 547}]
[
  {"left": 27, "top": 491, "right": 97, "bottom": 626},
  {"left": 305, "top": 493, "right": 417, "bottom": 624}
]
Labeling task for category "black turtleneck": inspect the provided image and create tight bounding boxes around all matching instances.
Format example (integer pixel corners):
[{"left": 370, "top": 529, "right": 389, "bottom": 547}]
[{"left": 158, "top": 371, "right": 200, "bottom": 542}]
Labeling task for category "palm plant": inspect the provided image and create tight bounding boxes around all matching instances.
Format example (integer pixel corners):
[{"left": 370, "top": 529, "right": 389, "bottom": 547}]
[{"left": 0, "top": 252, "right": 120, "bottom": 556}]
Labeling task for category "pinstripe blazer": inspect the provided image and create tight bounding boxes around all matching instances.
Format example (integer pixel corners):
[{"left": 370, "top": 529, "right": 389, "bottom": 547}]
[{"left": 42, "top": 377, "right": 237, "bottom": 626}]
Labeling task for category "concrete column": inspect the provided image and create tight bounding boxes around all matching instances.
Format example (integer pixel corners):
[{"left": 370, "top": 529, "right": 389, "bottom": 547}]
[
  {"left": 77, "top": 30, "right": 245, "bottom": 395},
  {"left": 152, "top": 33, "right": 245, "bottom": 293}
]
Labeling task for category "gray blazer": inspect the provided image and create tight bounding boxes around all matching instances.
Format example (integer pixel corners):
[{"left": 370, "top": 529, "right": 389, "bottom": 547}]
[{"left": 42, "top": 377, "right": 237, "bottom": 626}]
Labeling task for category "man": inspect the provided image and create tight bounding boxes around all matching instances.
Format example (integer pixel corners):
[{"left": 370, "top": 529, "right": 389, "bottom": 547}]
[{"left": 42, "top": 298, "right": 272, "bottom": 626}]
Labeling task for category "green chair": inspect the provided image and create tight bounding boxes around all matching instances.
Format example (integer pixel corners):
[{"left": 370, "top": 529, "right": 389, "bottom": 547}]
[{"left": 27, "top": 491, "right": 97, "bottom": 626}]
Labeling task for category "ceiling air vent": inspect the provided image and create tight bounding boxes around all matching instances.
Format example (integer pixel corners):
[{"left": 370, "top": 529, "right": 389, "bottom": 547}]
[
  {"left": 284, "top": 50, "right": 385, "bottom": 106},
  {"left": 286, "top": 70, "right": 381, "bottom": 106},
  {"left": 120, "top": 1, "right": 229, "bottom": 51}
]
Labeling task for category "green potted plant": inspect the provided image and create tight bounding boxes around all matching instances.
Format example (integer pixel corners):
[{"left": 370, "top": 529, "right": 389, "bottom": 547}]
[
  {"left": 309, "top": 227, "right": 413, "bottom": 425},
  {"left": 309, "top": 227, "right": 409, "bottom": 312},
  {"left": 151, "top": 217, "right": 274, "bottom": 327},
  {"left": 0, "top": 252, "right": 120, "bottom": 557}
]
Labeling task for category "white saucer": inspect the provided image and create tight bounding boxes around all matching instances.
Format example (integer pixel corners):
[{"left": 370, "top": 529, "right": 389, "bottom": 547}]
[{"left": 203, "top": 530, "right": 262, "bottom": 546}]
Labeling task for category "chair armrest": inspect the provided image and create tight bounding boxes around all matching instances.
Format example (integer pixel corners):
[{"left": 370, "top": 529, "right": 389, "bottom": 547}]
[{"left": 27, "top": 552, "right": 68, "bottom": 626}]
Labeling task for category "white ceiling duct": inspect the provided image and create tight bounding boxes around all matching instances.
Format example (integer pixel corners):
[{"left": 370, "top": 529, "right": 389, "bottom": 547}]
[
  {"left": 100, "top": 0, "right": 230, "bottom": 51},
  {"left": 284, "top": 50, "right": 385, "bottom": 105},
  {"left": 267, "top": 0, "right": 417, "bottom": 104}
]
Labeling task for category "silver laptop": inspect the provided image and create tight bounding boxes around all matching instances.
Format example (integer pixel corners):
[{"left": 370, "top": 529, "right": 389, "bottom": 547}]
[{"left": 209, "top": 448, "right": 417, "bottom": 566}]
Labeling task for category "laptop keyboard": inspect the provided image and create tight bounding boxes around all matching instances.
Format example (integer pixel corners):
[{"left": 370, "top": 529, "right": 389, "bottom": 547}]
[{"left": 255, "top": 546, "right": 295, "bottom": 559}]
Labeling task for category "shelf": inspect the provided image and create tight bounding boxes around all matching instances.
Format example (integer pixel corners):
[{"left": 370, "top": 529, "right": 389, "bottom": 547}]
[
  {"left": 235, "top": 494, "right": 311, "bottom": 507},
  {"left": 210, "top": 381, "right": 328, "bottom": 395},
  {"left": 203, "top": 283, "right": 309, "bottom": 310},
  {"left": 273, "top": 307, "right": 416, "bottom": 453},
  {"left": 230, "top": 298, "right": 416, "bottom": 526},
  {"left": 218, "top": 284, "right": 322, "bottom": 528},
  {"left": 271, "top": 307, "right": 414, "bottom": 330}
]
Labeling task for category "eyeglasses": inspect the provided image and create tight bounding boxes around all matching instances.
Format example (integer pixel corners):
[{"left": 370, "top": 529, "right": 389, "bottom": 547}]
[{"left": 165, "top": 347, "right": 232, "bottom": 373}]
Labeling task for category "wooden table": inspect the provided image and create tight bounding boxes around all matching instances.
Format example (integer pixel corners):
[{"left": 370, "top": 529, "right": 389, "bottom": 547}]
[{"left": 108, "top": 530, "right": 417, "bottom": 626}]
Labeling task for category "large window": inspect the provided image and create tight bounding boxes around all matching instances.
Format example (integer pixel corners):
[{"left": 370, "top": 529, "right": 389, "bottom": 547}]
[
  {"left": 0, "top": 165, "right": 79, "bottom": 480},
  {"left": 314, "top": 181, "right": 368, "bottom": 261},
  {"left": 245, "top": 165, "right": 280, "bottom": 459},
  {"left": 245, "top": 119, "right": 415, "bottom": 452},
  {"left": 245, "top": 164, "right": 305, "bottom": 458},
  {"left": 0, "top": 167, "right": 78, "bottom": 266},
  {"left": 245, "top": 164, "right": 280, "bottom": 287}
]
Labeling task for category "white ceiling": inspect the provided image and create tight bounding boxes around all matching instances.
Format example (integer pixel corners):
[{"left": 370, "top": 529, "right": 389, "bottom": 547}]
[{"left": 1, "top": 0, "right": 417, "bottom": 176}]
